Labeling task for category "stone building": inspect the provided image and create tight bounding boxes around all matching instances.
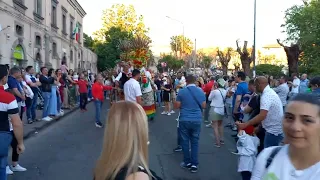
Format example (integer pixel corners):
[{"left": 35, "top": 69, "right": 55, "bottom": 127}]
[{"left": 0, "top": 0, "right": 97, "bottom": 73}]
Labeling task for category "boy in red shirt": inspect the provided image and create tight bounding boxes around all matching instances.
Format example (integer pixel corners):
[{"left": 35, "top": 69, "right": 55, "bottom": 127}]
[
  {"left": 76, "top": 73, "right": 88, "bottom": 112},
  {"left": 92, "top": 74, "right": 113, "bottom": 128}
]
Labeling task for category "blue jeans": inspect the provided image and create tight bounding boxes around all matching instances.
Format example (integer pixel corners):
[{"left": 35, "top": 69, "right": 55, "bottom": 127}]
[
  {"left": 156, "top": 90, "right": 162, "bottom": 106},
  {"left": 27, "top": 93, "right": 38, "bottom": 120},
  {"left": 180, "top": 121, "right": 201, "bottom": 166},
  {"left": 42, "top": 92, "right": 51, "bottom": 118},
  {"left": 0, "top": 132, "right": 13, "bottom": 180},
  {"left": 88, "top": 87, "right": 92, "bottom": 99},
  {"left": 264, "top": 132, "right": 283, "bottom": 148},
  {"left": 177, "top": 127, "right": 182, "bottom": 146},
  {"left": 94, "top": 100, "right": 103, "bottom": 124},
  {"left": 57, "top": 93, "right": 61, "bottom": 112},
  {"left": 204, "top": 101, "right": 211, "bottom": 122}
]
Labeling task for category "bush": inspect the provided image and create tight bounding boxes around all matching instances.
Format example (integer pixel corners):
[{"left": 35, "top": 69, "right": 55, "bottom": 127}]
[{"left": 255, "top": 64, "right": 284, "bottom": 78}]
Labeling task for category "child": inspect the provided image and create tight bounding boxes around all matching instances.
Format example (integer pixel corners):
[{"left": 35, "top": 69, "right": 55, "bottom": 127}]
[
  {"left": 234, "top": 129, "right": 260, "bottom": 180},
  {"left": 76, "top": 73, "right": 88, "bottom": 112}
]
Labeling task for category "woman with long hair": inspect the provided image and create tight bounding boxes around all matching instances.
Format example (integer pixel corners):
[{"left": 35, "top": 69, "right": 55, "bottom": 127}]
[
  {"left": 48, "top": 68, "right": 60, "bottom": 116},
  {"left": 251, "top": 93, "right": 320, "bottom": 180},
  {"left": 94, "top": 101, "right": 159, "bottom": 180}
]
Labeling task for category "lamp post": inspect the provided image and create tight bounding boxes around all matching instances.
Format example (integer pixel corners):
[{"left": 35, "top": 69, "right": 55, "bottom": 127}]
[
  {"left": 166, "top": 16, "right": 185, "bottom": 58},
  {"left": 252, "top": 0, "right": 257, "bottom": 77}
]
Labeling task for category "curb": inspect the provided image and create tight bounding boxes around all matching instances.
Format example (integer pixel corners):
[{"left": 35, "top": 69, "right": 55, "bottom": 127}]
[{"left": 23, "top": 102, "right": 90, "bottom": 140}]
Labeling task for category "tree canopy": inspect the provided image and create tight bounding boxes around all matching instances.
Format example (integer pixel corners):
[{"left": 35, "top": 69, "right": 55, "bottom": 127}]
[
  {"left": 157, "top": 55, "right": 184, "bottom": 73},
  {"left": 170, "top": 35, "right": 194, "bottom": 57},
  {"left": 283, "top": 0, "right": 320, "bottom": 75}
]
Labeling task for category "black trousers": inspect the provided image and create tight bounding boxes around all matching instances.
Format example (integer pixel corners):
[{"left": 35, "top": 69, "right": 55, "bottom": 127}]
[
  {"left": 11, "top": 131, "right": 19, "bottom": 162},
  {"left": 80, "top": 93, "right": 88, "bottom": 110},
  {"left": 241, "top": 171, "right": 251, "bottom": 180}
]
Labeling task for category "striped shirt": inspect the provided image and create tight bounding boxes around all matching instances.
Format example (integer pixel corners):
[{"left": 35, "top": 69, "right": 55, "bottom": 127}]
[{"left": 0, "top": 85, "right": 19, "bottom": 132}]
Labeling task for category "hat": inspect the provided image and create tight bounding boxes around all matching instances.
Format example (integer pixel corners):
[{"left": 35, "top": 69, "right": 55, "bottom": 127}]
[{"left": 217, "top": 78, "right": 226, "bottom": 88}]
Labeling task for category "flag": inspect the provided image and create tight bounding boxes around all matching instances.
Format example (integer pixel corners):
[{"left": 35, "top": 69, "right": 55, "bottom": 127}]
[{"left": 72, "top": 23, "right": 80, "bottom": 42}]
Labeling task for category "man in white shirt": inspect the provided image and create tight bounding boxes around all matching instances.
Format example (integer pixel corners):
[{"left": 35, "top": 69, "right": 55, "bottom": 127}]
[
  {"left": 123, "top": 69, "right": 142, "bottom": 104},
  {"left": 236, "top": 76, "right": 283, "bottom": 148},
  {"left": 288, "top": 73, "right": 300, "bottom": 97}
]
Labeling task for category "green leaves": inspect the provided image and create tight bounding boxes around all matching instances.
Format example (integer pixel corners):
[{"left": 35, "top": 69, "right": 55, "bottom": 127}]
[
  {"left": 157, "top": 55, "right": 184, "bottom": 72},
  {"left": 256, "top": 64, "right": 284, "bottom": 78},
  {"left": 283, "top": 1, "right": 320, "bottom": 75},
  {"left": 170, "top": 35, "right": 194, "bottom": 57}
]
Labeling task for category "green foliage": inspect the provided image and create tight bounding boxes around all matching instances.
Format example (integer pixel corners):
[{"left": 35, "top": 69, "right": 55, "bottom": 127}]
[
  {"left": 255, "top": 64, "right": 284, "bottom": 78},
  {"left": 283, "top": 1, "right": 320, "bottom": 75},
  {"left": 157, "top": 55, "right": 184, "bottom": 72},
  {"left": 170, "top": 35, "right": 194, "bottom": 56},
  {"left": 83, "top": 33, "right": 95, "bottom": 51},
  {"left": 202, "top": 55, "right": 213, "bottom": 69},
  {"left": 92, "top": 4, "right": 150, "bottom": 72}
]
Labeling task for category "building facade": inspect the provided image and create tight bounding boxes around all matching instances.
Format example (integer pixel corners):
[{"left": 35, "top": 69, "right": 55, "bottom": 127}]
[{"left": 0, "top": 0, "right": 97, "bottom": 73}]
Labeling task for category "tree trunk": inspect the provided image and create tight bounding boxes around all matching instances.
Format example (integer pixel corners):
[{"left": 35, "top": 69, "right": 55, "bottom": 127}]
[
  {"left": 241, "top": 59, "right": 251, "bottom": 77},
  {"left": 284, "top": 45, "right": 300, "bottom": 76},
  {"left": 222, "top": 65, "right": 228, "bottom": 75}
]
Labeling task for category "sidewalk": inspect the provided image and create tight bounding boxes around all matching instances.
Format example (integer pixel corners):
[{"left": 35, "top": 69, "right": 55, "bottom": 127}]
[{"left": 22, "top": 106, "right": 81, "bottom": 139}]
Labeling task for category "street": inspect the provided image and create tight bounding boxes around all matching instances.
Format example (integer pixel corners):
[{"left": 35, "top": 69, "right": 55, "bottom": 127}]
[{"left": 9, "top": 101, "right": 241, "bottom": 180}]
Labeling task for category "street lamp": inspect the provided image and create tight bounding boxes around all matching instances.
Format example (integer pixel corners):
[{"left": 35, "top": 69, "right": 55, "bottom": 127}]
[
  {"left": 166, "top": 16, "right": 185, "bottom": 57},
  {"left": 252, "top": 0, "right": 257, "bottom": 77}
]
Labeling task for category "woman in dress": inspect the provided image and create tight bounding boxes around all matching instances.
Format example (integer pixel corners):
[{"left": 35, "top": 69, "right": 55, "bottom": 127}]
[
  {"left": 251, "top": 93, "right": 320, "bottom": 180},
  {"left": 161, "top": 78, "right": 173, "bottom": 116},
  {"left": 48, "top": 68, "right": 60, "bottom": 116},
  {"left": 94, "top": 101, "right": 161, "bottom": 180}
]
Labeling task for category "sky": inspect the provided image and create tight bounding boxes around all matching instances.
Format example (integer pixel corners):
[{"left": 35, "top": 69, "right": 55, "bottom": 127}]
[{"left": 77, "top": 0, "right": 303, "bottom": 55}]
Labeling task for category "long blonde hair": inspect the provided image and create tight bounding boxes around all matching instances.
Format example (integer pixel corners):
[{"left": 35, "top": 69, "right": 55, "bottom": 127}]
[{"left": 94, "top": 101, "right": 151, "bottom": 180}]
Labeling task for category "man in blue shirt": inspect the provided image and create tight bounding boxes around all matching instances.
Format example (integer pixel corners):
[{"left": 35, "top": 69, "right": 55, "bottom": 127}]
[
  {"left": 299, "top": 73, "right": 309, "bottom": 93},
  {"left": 175, "top": 75, "right": 206, "bottom": 173},
  {"left": 232, "top": 71, "right": 248, "bottom": 122},
  {"left": 7, "top": 67, "right": 25, "bottom": 109}
]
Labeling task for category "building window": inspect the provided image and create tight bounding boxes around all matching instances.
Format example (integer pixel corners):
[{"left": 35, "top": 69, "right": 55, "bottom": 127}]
[
  {"left": 15, "top": 25, "right": 23, "bottom": 36},
  {"left": 35, "top": 0, "right": 41, "bottom": 15},
  {"left": 70, "top": 21, "right": 73, "bottom": 38},
  {"left": 62, "top": 14, "right": 66, "bottom": 34},
  {"left": 51, "top": 5, "right": 57, "bottom": 26},
  {"left": 52, "top": 42, "right": 57, "bottom": 58},
  {"left": 35, "top": 35, "right": 41, "bottom": 47},
  {"left": 70, "top": 50, "right": 73, "bottom": 62}
]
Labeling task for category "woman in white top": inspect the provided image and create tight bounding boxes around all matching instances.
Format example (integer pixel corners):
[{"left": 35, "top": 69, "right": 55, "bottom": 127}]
[
  {"left": 208, "top": 79, "right": 227, "bottom": 148},
  {"left": 251, "top": 93, "right": 320, "bottom": 180}
]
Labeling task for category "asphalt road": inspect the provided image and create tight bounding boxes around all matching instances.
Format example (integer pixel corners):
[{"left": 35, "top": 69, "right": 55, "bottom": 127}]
[{"left": 8, "top": 101, "right": 241, "bottom": 180}]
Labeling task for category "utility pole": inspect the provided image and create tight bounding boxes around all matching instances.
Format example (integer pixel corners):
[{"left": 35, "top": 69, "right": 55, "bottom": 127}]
[
  {"left": 194, "top": 38, "right": 196, "bottom": 69},
  {"left": 252, "top": 0, "right": 257, "bottom": 77}
]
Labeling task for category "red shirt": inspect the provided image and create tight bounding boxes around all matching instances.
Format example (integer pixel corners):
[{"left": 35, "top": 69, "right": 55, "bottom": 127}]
[
  {"left": 203, "top": 80, "right": 215, "bottom": 95},
  {"left": 77, "top": 79, "right": 88, "bottom": 93},
  {"left": 92, "top": 82, "right": 112, "bottom": 101}
]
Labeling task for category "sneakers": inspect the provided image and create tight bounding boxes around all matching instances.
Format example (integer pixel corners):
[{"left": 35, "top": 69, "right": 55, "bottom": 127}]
[
  {"left": 161, "top": 111, "right": 167, "bottom": 115},
  {"left": 95, "top": 122, "right": 103, "bottom": 128},
  {"left": 170, "top": 110, "right": 175, "bottom": 114},
  {"left": 205, "top": 123, "right": 212, "bottom": 128},
  {"left": 167, "top": 113, "right": 171, "bottom": 116},
  {"left": 173, "top": 146, "right": 182, "bottom": 152},
  {"left": 180, "top": 162, "right": 192, "bottom": 169},
  {"left": 6, "top": 166, "right": 13, "bottom": 175},
  {"left": 190, "top": 165, "right": 198, "bottom": 173},
  {"left": 42, "top": 116, "right": 52, "bottom": 121},
  {"left": 11, "top": 164, "right": 27, "bottom": 172}
]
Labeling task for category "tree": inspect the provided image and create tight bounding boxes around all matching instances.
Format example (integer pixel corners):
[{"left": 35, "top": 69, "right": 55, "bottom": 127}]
[
  {"left": 157, "top": 55, "right": 184, "bottom": 73},
  {"left": 94, "top": 4, "right": 149, "bottom": 42},
  {"left": 217, "top": 47, "right": 233, "bottom": 75},
  {"left": 170, "top": 35, "right": 193, "bottom": 58},
  {"left": 83, "top": 33, "right": 95, "bottom": 51},
  {"left": 236, "top": 40, "right": 253, "bottom": 76},
  {"left": 256, "top": 64, "right": 284, "bottom": 78},
  {"left": 282, "top": 1, "right": 320, "bottom": 76},
  {"left": 201, "top": 55, "right": 213, "bottom": 69}
]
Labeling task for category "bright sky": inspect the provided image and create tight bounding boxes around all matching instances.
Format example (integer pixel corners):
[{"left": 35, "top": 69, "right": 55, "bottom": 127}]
[{"left": 77, "top": 0, "right": 303, "bottom": 55}]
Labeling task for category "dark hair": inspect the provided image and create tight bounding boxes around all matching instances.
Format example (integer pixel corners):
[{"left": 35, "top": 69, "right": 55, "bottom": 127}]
[
  {"left": 228, "top": 79, "right": 234, "bottom": 83},
  {"left": 289, "top": 93, "right": 320, "bottom": 114},
  {"left": 48, "top": 68, "right": 54, "bottom": 77},
  {"left": 9, "top": 66, "right": 21, "bottom": 75},
  {"left": 249, "top": 79, "right": 255, "bottom": 85},
  {"left": 281, "top": 75, "right": 288, "bottom": 82},
  {"left": 186, "top": 74, "right": 196, "bottom": 84},
  {"left": 0, "top": 64, "right": 9, "bottom": 80},
  {"left": 40, "top": 67, "right": 47, "bottom": 73},
  {"left": 25, "top": 66, "right": 33, "bottom": 73},
  {"left": 310, "top": 76, "right": 320, "bottom": 87},
  {"left": 223, "top": 76, "right": 229, "bottom": 81},
  {"left": 237, "top": 71, "right": 246, "bottom": 81},
  {"left": 132, "top": 69, "right": 140, "bottom": 77},
  {"left": 5, "top": 64, "right": 9, "bottom": 70},
  {"left": 210, "top": 76, "right": 215, "bottom": 81}
]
